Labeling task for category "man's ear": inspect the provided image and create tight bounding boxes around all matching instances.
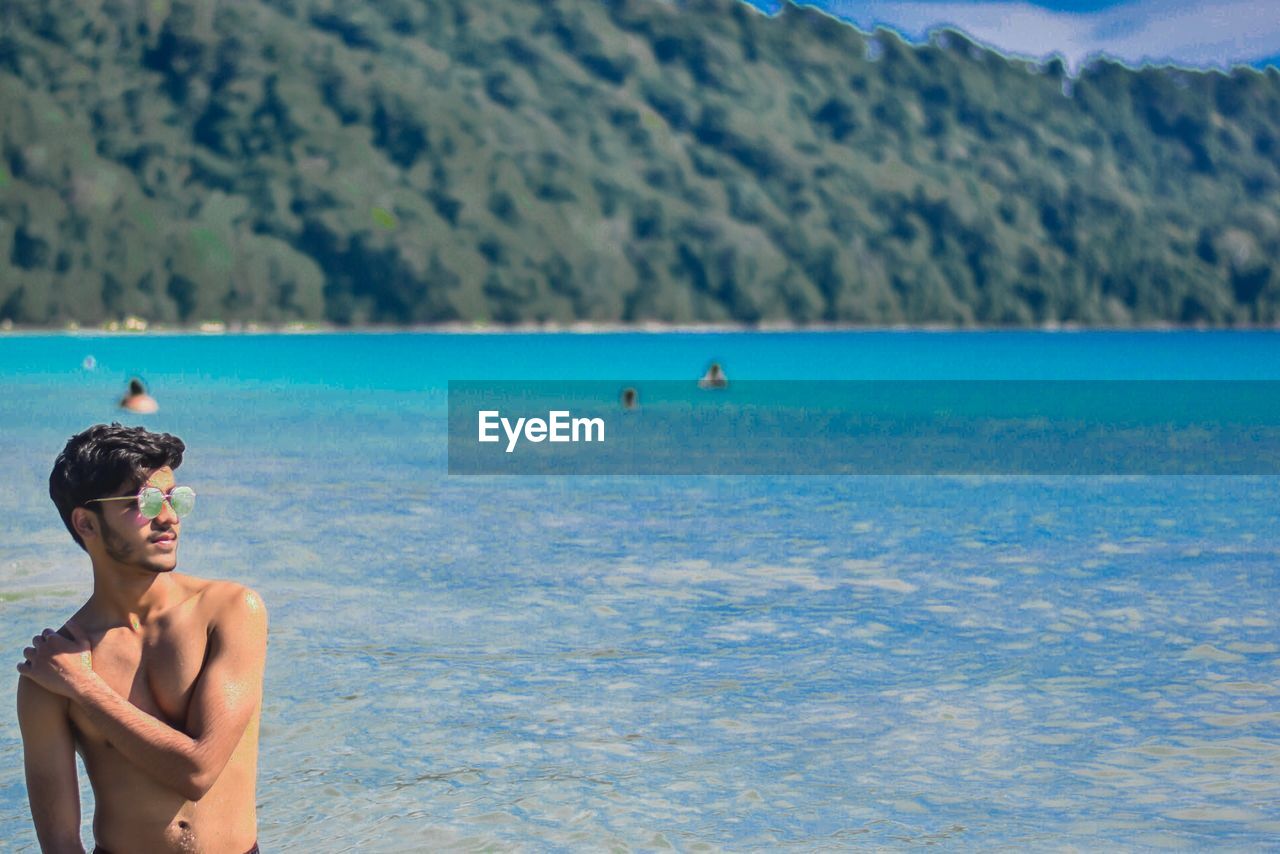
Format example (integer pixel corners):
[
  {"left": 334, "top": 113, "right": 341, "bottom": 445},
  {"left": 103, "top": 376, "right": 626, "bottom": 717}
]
[{"left": 72, "top": 507, "right": 99, "bottom": 542}]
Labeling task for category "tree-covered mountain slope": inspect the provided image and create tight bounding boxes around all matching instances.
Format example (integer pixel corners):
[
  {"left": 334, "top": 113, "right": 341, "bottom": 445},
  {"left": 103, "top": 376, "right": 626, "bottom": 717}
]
[{"left": 1, "top": 0, "right": 1277, "bottom": 326}]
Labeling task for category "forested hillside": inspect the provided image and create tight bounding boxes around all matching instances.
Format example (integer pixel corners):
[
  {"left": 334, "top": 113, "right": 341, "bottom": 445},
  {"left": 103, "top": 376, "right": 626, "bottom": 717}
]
[{"left": 1, "top": 0, "right": 1278, "bottom": 326}]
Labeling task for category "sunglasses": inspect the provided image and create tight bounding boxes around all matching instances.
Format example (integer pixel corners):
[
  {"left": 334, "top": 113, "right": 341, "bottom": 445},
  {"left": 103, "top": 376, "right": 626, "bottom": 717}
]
[{"left": 86, "top": 485, "right": 197, "bottom": 519}]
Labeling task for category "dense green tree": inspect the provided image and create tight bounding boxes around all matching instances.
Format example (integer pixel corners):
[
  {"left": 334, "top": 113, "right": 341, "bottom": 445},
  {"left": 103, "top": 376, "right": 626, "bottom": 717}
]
[{"left": 0, "top": 0, "right": 1277, "bottom": 327}]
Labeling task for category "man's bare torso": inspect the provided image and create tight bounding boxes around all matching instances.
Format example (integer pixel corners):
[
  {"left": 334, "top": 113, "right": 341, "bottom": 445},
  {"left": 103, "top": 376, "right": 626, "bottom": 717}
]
[{"left": 66, "top": 575, "right": 260, "bottom": 853}]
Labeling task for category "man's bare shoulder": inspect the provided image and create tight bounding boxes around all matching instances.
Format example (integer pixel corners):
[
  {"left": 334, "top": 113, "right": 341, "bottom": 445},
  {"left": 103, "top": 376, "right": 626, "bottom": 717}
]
[
  {"left": 36, "top": 603, "right": 97, "bottom": 641},
  {"left": 184, "top": 577, "right": 268, "bottom": 634}
]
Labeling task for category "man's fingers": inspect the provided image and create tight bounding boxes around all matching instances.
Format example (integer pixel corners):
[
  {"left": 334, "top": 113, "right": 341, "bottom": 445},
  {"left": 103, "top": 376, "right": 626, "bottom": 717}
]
[
  {"left": 32, "top": 634, "right": 43, "bottom": 646},
  {"left": 22, "top": 646, "right": 36, "bottom": 662}
]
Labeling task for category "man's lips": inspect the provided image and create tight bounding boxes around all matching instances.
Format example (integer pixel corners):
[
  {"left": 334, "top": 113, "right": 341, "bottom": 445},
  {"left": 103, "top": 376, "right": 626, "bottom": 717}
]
[{"left": 150, "top": 533, "right": 177, "bottom": 546}]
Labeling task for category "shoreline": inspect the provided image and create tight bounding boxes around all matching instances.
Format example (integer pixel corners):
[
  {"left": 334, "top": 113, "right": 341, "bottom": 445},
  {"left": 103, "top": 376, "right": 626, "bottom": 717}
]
[{"left": 3, "top": 321, "right": 1280, "bottom": 336}]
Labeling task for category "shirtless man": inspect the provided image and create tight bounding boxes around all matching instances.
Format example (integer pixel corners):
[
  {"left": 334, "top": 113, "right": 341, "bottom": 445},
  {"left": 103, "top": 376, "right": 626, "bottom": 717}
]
[{"left": 16, "top": 424, "right": 267, "bottom": 854}]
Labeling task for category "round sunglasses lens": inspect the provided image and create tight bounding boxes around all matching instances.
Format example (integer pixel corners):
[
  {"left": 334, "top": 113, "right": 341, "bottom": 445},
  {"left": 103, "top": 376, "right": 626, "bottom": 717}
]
[
  {"left": 138, "top": 487, "right": 166, "bottom": 518},
  {"left": 169, "top": 486, "right": 196, "bottom": 517}
]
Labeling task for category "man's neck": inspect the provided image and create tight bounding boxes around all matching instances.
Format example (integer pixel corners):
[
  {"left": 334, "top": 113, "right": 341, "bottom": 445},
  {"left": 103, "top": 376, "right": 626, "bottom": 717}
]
[{"left": 87, "top": 564, "right": 184, "bottom": 625}]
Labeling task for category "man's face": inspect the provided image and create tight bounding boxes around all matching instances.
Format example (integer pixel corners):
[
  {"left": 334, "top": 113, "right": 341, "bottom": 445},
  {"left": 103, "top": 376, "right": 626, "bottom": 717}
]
[{"left": 93, "top": 466, "right": 181, "bottom": 574}]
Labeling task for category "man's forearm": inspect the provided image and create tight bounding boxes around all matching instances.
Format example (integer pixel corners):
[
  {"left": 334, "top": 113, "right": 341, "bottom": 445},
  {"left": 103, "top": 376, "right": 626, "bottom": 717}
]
[
  {"left": 70, "top": 675, "right": 215, "bottom": 801},
  {"left": 34, "top": 830, "right": 85, "bottom": 854}
]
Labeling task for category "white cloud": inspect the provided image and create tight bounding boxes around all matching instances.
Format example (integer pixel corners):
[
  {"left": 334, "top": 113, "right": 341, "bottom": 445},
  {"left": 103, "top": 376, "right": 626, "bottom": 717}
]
[{"left": 813, "top": 0, "right": 1280, "bottom": 70}]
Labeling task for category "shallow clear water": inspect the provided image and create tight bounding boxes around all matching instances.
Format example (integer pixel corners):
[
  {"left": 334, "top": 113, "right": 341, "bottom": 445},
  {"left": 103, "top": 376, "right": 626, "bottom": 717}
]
[{"left": 1, "top": 332, "right": 1279, "bottom": 850}]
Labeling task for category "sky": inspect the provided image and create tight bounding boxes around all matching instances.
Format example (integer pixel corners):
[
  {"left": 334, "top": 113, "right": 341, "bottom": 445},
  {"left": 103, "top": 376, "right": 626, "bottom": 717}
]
[{"left": 744, "top": 0, "right": 1280, "bottom": 70}]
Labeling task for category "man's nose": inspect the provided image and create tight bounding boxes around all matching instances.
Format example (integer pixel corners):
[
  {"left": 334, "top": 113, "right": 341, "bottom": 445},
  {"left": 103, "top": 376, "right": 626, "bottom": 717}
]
[{"left": 153, "top": 498, "right": 180, "bottom": 525}]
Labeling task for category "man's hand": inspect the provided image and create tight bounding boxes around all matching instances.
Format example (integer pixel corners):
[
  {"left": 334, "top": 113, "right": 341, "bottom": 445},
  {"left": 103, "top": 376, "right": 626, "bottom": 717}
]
[{"left": 17, "top": 623, "right": 96, "bottom": 700}]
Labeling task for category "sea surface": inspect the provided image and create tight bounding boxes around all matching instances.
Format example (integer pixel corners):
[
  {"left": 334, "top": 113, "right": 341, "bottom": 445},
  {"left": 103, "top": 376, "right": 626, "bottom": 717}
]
[{"left": 1, "top": 330, "right": 1278, "bottom": 850}]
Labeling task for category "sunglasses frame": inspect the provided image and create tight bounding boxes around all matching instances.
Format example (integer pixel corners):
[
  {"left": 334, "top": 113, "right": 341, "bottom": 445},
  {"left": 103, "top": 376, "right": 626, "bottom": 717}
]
[{"left": 86, "top": 485, "right": 197, "bottom": 519}]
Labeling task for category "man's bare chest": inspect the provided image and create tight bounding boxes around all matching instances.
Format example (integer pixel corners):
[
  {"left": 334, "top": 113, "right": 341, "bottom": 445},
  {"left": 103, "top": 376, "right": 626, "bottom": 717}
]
[{"left": 75, "top": 622, "right": 209, "bottom": 732}]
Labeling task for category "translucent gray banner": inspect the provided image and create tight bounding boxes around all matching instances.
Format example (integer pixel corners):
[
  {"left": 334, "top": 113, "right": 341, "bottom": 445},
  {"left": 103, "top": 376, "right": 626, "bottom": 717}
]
[{"left": 447, "top": 381, "right": 1280, "bottom": 475}]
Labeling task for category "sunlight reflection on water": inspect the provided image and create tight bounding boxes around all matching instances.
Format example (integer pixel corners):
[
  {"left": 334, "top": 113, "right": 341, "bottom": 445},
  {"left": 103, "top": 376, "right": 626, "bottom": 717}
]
[{"left": 2, "top": 334, "right": 1279, "bottom": 849}]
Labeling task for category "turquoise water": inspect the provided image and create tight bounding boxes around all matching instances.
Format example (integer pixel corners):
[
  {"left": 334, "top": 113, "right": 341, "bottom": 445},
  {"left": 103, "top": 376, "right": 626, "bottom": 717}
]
[{"left": 2, "top": 331, "right": 1279, "bottom": 850}]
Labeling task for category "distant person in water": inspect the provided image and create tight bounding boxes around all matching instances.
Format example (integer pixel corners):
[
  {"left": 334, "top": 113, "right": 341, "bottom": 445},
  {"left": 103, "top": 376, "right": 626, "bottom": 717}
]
[
  {"left": 621, "top": 387, "right": 638, "bottom": 410},
  {"left": 119, "top": 378, "right": 158, "bottom": 414},
  {"left": 698, "top": 362, "right": 728, "bottom": 390}
]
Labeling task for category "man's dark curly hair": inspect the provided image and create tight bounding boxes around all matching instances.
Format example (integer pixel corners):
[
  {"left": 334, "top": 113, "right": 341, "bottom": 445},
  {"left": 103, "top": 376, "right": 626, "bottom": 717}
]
[{"left": 49, "top": 423, "right": 186, "bottom": 550}]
